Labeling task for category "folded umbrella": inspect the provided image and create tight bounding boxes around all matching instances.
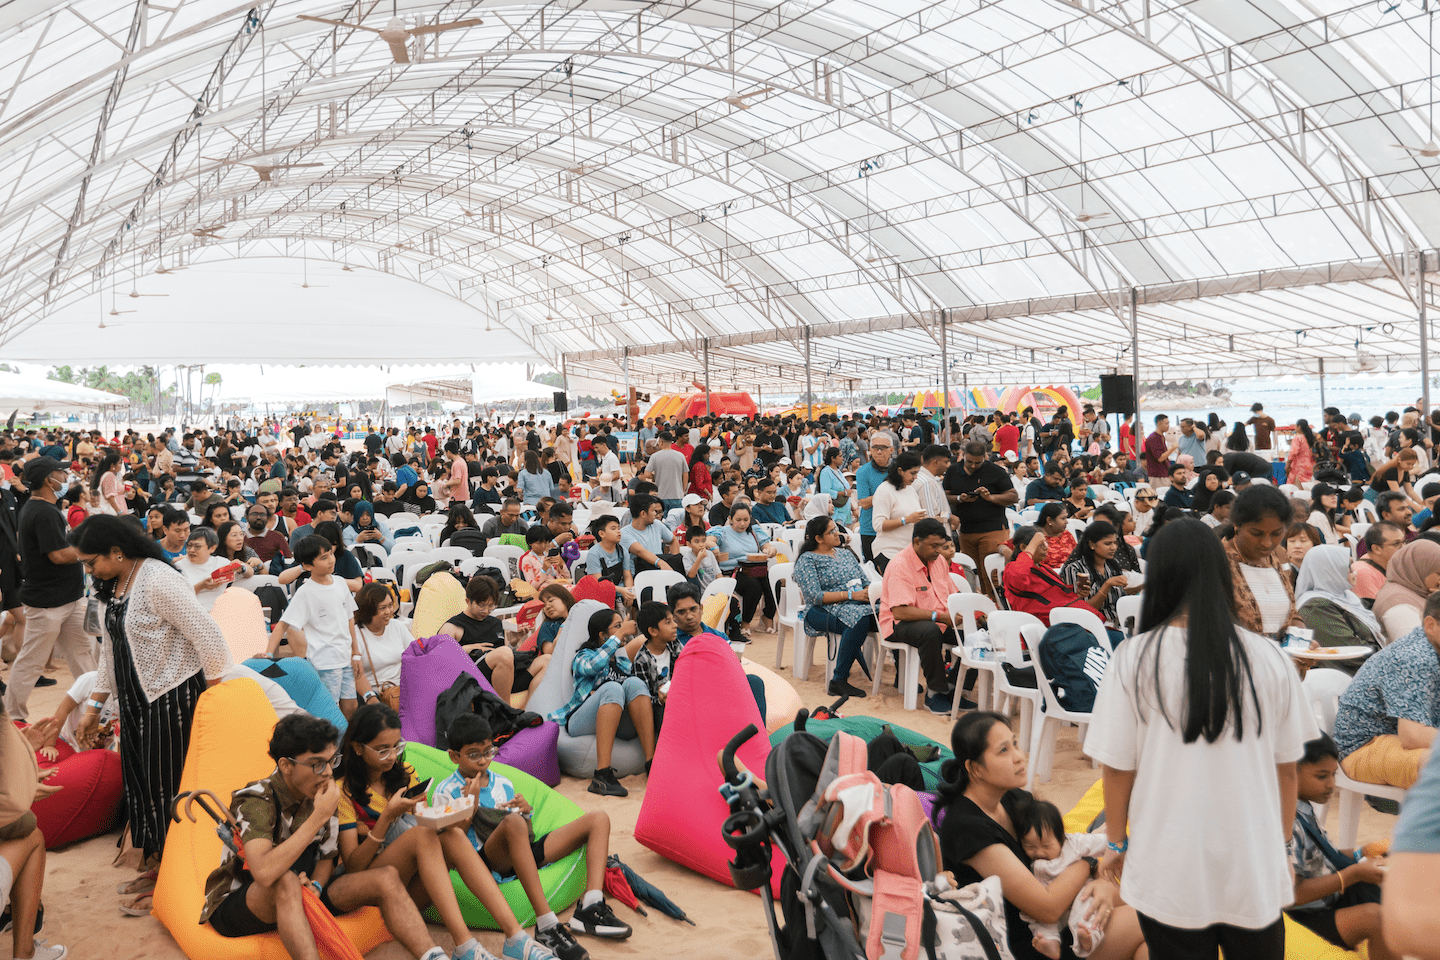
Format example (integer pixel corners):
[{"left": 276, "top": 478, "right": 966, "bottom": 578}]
[
  {"left": 602, "top": 859, "right": 646, "bottom": 915},
  {"left": 608, "top": 855, "right": 694, "bottom": 925}
]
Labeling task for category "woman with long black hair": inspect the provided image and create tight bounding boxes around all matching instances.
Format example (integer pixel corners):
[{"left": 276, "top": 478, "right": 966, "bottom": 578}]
[
  {"left": 1085, "top": 517, "right": 1316, "bottom": 959},
  {"left": 91, "top": 451, "right": 125, "bottom": 515},
  {"left": 1057, "top": 520, "right": 1130, "bottom": 625},
  {"left": 71, "top": 516, "right": 233, "bottom": 870}
]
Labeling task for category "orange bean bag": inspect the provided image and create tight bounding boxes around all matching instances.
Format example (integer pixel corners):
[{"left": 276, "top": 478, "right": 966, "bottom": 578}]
[
  {"left": 151, "top": 678, "right": 391, "bottom": 959},
  {"left": 28, "top": 735, "right": 123, "bottom": 849}
]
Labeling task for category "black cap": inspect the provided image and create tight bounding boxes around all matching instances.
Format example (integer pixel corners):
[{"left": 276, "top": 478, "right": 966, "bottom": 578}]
[
  {"left": 22, "top": 455, "right": 64, "bottom": 489},
  {"left": 1232, "top": 471, "right": 1251, "bottom": 484}
]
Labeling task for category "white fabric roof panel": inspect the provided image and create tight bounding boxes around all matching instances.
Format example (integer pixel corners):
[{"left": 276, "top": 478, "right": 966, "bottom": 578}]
[{"left": 0, "top": 0, "right": 1435, "bottom": 389}]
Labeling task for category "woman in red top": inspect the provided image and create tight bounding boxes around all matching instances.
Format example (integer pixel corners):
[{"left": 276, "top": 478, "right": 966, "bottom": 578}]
[
  {"left": 1001, "top": 525, "right": 1120, "bottom": 626},
  {"left": 687, "top": 445, "right": 714, "bottom": 500}
]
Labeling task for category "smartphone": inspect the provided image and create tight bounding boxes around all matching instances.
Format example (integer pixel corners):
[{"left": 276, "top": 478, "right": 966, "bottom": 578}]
[{"left": 403, "top": 778, "right": 432, "bottom": 800}]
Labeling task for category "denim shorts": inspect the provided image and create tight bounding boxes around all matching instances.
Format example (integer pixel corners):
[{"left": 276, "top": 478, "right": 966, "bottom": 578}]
[{"left": 315, "top": 666, "right": 357, "bottom": 702}]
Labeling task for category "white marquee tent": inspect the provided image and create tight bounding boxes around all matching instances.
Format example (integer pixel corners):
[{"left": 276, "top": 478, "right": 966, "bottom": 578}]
[{"left": 0, "top": 370, "right": 132, "bottom": 414}]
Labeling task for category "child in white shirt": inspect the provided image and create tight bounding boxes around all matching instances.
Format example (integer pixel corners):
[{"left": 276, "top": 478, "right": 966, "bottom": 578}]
[
  {"left": 1017, "top": 799, "right": 1111, "bottom": 959},
  {"left": 265, "top": 535, "right": 359, "bottom": 715}
]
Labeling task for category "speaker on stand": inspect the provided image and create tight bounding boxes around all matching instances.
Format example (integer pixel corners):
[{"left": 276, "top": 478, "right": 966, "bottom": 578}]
[
  {"left": 1099, "top": 374, "right": 1136, "bottom": 463},
  {"left": 553, "top": 392, "right": 569, "bottom": 413}
]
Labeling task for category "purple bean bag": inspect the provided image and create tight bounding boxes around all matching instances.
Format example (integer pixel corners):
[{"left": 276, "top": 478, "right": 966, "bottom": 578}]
[{"left": 398, "top": 635, "right": 561, "bottom": 786}]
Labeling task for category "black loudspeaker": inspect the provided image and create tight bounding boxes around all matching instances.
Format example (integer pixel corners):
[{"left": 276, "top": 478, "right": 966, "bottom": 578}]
[
  {"left": 1099, "top": 375, "right": 1135, "bottom": 416},
  {"left": 553, "top": 392, "right": 569, "bottom": 412}
]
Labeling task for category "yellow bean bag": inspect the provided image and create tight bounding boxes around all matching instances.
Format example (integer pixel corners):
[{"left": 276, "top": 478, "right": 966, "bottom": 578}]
[
  {"left": 152, "top": 678, "right": 391, "bottom": 959},
  {"left": 1061, "top": 780, "right": 1363, "bottom": 959},
  {"left": 701, "top": 592, "right": 729, "bottom": 631},
  {"left": 411, "top": 571, "right": 467, "bottom": 638},
  {"left": 211, "top": 589, "right": 270, "bottom": 663},
  {"left": 741, "top": 657, "right": 804, "bottom": 734}
]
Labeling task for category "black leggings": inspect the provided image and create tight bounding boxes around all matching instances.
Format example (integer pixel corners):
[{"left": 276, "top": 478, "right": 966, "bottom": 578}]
[
  {"left": 733, "top": 569, "right": 777, "bottom": 624},
  {"left": 1136, "top": 913, "right": 1285, "bottom": 960}
]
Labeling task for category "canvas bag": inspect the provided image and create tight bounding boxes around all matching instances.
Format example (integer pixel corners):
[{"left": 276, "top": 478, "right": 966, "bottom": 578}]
[{"left": 0, "top": 705, "right": 39, "bottom": 839}]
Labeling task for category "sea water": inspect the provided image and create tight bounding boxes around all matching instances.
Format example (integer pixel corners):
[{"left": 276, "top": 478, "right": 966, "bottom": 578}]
[{"left": 1136, "top": 374, "right": 1431, "bottom": 428}]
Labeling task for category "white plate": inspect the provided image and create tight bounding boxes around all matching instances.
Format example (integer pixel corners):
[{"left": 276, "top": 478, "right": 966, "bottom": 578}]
[
  {"left": 1285, "top": 645, "right": 1373, "bottom": 660},
  {"left": 1124, "top": 571, "right": 1145, "bottom": 587}
]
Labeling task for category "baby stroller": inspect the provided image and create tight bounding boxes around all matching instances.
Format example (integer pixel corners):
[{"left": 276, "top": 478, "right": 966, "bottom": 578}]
[{"left": 719, "top": 710, "right": 1010, "bottom": 960}]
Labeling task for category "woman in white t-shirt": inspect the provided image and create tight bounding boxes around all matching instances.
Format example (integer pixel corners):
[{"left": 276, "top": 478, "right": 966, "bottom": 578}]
[
  {"left": 176, "top": 527, "right": 231, "bottom": 613},
  {"left": 1085, "top": 517, "right": 1316, "bottom": 958},
  {"left": 870, "top": 452, "right": 927, "bottom": 569},
  {"left": 352, "top": 582, "right": 409, "bottom": 705},
  {"left": 1223, "top": 485, "right": 1302, "bottom": 638}
]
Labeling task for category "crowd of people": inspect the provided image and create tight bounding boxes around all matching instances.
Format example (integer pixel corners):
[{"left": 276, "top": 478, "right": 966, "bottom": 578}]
[{"left": 1, "top": 395, "right": 1440, "bottom": 960}]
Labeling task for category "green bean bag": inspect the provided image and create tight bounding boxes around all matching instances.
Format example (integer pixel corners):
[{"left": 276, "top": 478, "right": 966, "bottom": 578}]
[
  {"left": 769, "top": 716, "right": 953, "bottom": 791},
  {"left": 404, "top": 743, "right": 588, "bottom": 930}
]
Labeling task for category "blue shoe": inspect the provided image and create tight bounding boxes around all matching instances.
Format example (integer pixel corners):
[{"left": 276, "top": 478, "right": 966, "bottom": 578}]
[
  {"left": 502, "top": 934, "right": 559, "bottom": 960},
  {"left": 925, "top": 692, "right": 954, "bottom": 715}
]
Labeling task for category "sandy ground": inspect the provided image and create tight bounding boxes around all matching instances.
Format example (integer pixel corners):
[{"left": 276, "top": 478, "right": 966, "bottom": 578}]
[{"left": 12, "top": 630, "right": 1398, "bottom": 960}]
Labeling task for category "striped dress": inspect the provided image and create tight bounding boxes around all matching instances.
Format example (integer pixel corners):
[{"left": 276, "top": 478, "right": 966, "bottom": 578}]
[{"left": 106, "top": 595, "right": 206, "bottom": 859}]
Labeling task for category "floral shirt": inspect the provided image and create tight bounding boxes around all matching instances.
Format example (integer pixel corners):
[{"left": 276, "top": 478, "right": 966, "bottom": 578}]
[
  {"left": 1333, "top": 627, "right": 1440, "bottom": 759},
  {"left": 792, "top": 549, "right": 871, "bottom": 637}
]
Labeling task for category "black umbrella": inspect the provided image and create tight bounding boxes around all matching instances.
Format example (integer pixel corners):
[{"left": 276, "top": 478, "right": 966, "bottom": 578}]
[{"left": 607, "top": 855, "right": 694, "bottom": 925}]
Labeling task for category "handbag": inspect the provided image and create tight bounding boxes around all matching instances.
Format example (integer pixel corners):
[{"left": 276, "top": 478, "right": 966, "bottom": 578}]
[
  {"left": 83, "top": 597, "right": 102, "bottom": 636},
  {"left": 357, "top": 628, "right": 401, "bottom": 713}
]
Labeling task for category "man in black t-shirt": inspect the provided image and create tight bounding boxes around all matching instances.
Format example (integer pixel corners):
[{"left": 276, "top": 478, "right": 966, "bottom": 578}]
[
  {"left": 943, "top": 441, "right": 1020, "bottom": 599},
  {"left": 4, "top": 457, "right": 94, "bottom": 720},
  {"left": 362, "top": 430, "right": 383, "bottom": 456}
]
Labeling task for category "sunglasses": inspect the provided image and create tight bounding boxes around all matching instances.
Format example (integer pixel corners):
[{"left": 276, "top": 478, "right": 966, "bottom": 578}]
[{"left": 1136, "top": 495, "right": 1157, "bottom": 502}]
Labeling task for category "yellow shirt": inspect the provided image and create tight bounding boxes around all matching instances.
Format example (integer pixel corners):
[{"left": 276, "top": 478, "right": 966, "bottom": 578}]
[{"left": 338, "top": 763, "right": 419, "bottom": 838}]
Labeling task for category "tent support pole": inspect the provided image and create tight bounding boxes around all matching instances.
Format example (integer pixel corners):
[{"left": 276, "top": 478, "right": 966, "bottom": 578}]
[
  {"left": 703, "top": 339, "right": 711, "bottom": 417},
  {"left": 940, "top": 309, "right": 950, "bottom": 442},
  {"left": 1319, "top": 357, "right": 1326, "bottom": 410},
  {"left": 1131, "top": 287, "right": 1141, "bottom": 449},
  {"left": 1422, "top": 251, "right": 1431, "bottom": 415},
  {"left": 805, "top": 325, "right": 813, "bottom": 420},
  {"left": 623, "top": 347, "right": 631, "bottom": 430}
]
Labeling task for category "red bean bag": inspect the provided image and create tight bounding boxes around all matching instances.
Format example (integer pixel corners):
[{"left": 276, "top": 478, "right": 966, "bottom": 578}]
[
  {"left": 633, "top": 633, "right": 784, "bottom": 896},
  {"left": 26, "top": 732, "right": 124, "bottom": 849},
  {"left": 569, "top": 575, "right": 616, "bottom": 610}
]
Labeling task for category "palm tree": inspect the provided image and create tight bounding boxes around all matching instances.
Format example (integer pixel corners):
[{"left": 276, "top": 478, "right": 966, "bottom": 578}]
[{"left": 204, "top": 372, "right": 223, "bottom": 411}]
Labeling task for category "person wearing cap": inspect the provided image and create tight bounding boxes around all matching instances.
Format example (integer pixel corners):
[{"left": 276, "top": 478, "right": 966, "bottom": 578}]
[
  {"left": 1231, "top": 470, "right": 1254, "bottom": 492},
  {"left": 667, "top": 493, "right": 709, "bottom": 539},
  {"left": 1411, "top": 482, "right": 1440, "bottom": 530},
  {"left": 3, "top": 457, "right": 95, "bottom": 720}
]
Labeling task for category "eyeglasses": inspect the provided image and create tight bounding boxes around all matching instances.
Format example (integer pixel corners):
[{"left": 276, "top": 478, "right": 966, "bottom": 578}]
[
  {"left": 285, "top": 753, "right": 342, "bottom": 775},
  {"left": 363, "top": 740, "right": 407, "bottom": 761},
  {"left": 460, "top": 747, "right": 500, "bottom": 762}
]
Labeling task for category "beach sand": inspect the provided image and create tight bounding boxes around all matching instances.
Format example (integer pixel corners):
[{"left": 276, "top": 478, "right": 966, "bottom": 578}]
[{"left": 18, "top": 631, "right": 1396, "bottom": 960}]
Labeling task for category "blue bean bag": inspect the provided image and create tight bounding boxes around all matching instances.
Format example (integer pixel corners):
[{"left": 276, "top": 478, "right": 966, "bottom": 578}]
[
  {"left": 404, "top": 743, "right": 588, "bottom": 929},
  {"left": 242, "top": 657, "right": 346, "bottom": 731}
]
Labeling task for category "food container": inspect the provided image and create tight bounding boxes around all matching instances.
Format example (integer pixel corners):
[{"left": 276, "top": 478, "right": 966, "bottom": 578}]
[{"left": 414, "top": 794, "right": 475, "bottom": 831}]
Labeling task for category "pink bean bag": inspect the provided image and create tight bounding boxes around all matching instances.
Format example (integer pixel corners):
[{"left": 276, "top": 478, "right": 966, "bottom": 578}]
[
  {"left": 27, "top": 734, "right": 123, "bottom": 849},
  {"left": 398, "top": 635, "right": 561, "bottom": 786},
  {"left": 633, "top": 633, "right": 784, "bottom": 896}
]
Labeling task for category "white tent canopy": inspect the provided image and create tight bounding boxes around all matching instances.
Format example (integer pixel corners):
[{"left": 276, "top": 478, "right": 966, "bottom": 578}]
[{"left": 0, "top": 371, "right": 131, "bottom": 414}]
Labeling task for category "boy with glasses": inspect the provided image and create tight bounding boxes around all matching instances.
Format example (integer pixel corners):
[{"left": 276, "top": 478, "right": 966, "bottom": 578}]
[
  {"left": 201, "top": 715, "right": 452, "bottom": 960},
  {"left": 434, "top": 715, "right": 629, "bottom": 959}
]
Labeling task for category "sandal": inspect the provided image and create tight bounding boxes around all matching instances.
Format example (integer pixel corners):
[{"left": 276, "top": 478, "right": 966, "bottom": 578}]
[
  {"left": 117, "top": 869, "right": 159, "bottom": 896},
  {"left": 119, "top": 894, "right": 153, "bottom": 917}
]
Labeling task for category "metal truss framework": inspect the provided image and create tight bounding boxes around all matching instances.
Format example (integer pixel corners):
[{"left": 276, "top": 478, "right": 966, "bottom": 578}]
[{"left": 0, "top": 0, "right": 1438, "bottom": 393}]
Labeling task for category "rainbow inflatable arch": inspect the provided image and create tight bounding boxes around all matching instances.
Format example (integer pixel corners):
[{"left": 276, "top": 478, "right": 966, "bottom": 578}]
[{"left": 989, "top": 384, "right": 1084, "bottom": 417}]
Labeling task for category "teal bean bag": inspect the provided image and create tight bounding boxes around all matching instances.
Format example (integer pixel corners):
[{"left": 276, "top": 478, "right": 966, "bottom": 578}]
[
  {"left": 243, "top": 656, "right": 347, "bottom": 732},
  {"left": 404, "top": 743, "right": 588, "bottom": 929},
  {"left": 768, "top": 716, "right": 953, "bottom": 791}
]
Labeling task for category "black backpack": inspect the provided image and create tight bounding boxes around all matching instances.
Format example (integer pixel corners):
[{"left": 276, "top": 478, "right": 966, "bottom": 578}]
[{"left": 1037, "top": 622, "right": 1110, "bottom": 713}]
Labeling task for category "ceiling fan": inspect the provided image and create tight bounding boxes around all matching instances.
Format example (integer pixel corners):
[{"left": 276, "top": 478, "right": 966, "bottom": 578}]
[
  {"left": 1394, "top": 9, "right": 1438, "bottom": 159},
  {"left": 191, "top": 224, "right": 226, "bottom": 239},
  {"left": 1074, "top": 107, "right": 1110, "bottom": 224},
  {"left": 154, "top": 263, "right": 188, "bottom": 274},
  {"left": 296, "top": 13, "right": 482, "bottom": 64},
  {"left": 722, "top": 87, "right": 774, "bottom": 110},
  {"left": 203, "top": 157, "right": 324, "bottom": 182}
]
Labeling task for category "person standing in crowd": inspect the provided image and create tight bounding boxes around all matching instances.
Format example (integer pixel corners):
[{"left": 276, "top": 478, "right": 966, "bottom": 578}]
[
  {"left": 72, "top": 516, "right": 233, "bottom": 877},
  {"left": 4, "top": 457, "right": 93, "bottom": 721},
  {"left": 1142, "top": 416, "right": 1178, "bottom": 488},
  {"left": 1249, "top": 403, "right": 1278, "bottom": 463},
  {"left": 945, "top": 440, "right": 1019, "bottom": 598},
  {"left": 855, "top": 432, "right": 893, "bottom": 563},
  {"left": 1086, "top": 518, "right": 1315, "bottom": 959}
]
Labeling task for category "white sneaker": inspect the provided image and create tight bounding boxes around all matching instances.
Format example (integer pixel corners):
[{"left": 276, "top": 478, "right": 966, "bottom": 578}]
[{"left": 30, "top": 945, "right": 68, "bottom": 960}]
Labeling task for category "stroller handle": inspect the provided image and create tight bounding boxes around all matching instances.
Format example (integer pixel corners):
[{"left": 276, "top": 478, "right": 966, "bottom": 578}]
[{"left": 720, "top": 724, "right": 758, "bottom": 783}]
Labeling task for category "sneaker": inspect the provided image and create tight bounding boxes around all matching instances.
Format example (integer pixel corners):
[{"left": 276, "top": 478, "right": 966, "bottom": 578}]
[
  {"left": 569, "top": 900, "right": 633, "bottom": 940},
  {"left": 827, "top": 679, "right": 866, "bottom": 698},
  {"left": 535, "top": 923, "right": 589, "bottom": 960},
  {"left": 35, "top": 676, "right": 57, "bottom": 687},
  {"left": 0, "top": 902, "right": 43, "bottom": 934},
  {"left": 587, "top": 768, "right": 627, "bottom": 798},
  {"left": 453, "top": 941, "right": 501, "bottom": 960},
  {"left": 501, "top": 933, "right": 558, "bottom": 960},
  {"left": 925, "top": 692, "right": 953, "bottom": 715},
  {"left": 30, "top": 945, "right": 67, "bottom": 960}
]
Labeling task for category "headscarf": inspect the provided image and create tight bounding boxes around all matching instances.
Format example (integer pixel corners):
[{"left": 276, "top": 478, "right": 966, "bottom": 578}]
[
  {"left": 348, "top": 499, "right": 376, "bottom": 532},
  {"left": 1295, "top": 545, "right": 1383, "bottom": 637},
  {"left": 803, "top": 493, "right": 833, "bottom": 520},
  {"left": 1373, "top": 538, "right": 1440, "bottom": 624}
]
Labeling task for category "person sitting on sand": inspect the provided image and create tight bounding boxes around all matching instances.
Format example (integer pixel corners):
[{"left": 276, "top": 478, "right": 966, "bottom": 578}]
[
  {"left": 434, "top": 714, "right": 632, "bottom": 960},
  {"left": 199, "top": 714, "right": 454, "bottom": 960}
]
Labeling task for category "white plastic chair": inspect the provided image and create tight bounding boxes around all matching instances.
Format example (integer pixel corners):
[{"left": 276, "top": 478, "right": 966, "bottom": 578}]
[
  {"left": 954, "top": 552, "right": 980, "bottom": 591},
  {"left": 984, "top": 554, "right": 1008, "bottom": 609},
  {"left": 1115, "top": 594, "right": 1143, "bottom": 638},
  {"left": 1029, "top": 624, "right": 1096, "bottom": 789},
  {"left": 388, "top": 512, "right": 422, "bottom": 528},
  {"left": 457, "top": 556, "right": 506, "bottom": 579},
  {"left": 1353, "top": 500, "right": 1378, "bottom": 523},
  {"left": 634, "top": 569, "right": 685, "bottom": 607},
  {"left": 1050, "top": 606, "right": 1114, "bottom": 653},
  {"left": 1303, "top": 668, "right": 1406, "bottom": 848},
  {"left": 948, "top": 572, "right": 973, "bottom": 594},
  {"left": 989, "top": 612, "right": 1045, "bottom": 751},
  {"left": 869, "top": 590, "right": 922, "bottom": 711},
  {"left": 767, "top": 562, "right": 798, "bottom": 660},
  {"left": 392, "top": 536, "right": 431, "bottom": 553},
  {"left": 429, "top": 546, "right": 476, "bottom": 565},
  {"left": 353, "top": 542, "right": 389, "bottom": 567},
  {"left": 1065, "top": 518, "right": 1087, "bottom": 536},
  {"left": 948, "top": 593, "right": 999, "bottom": 718},
  {"left": 482, "top": 543, "right": 525, "bottom": 580}
]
